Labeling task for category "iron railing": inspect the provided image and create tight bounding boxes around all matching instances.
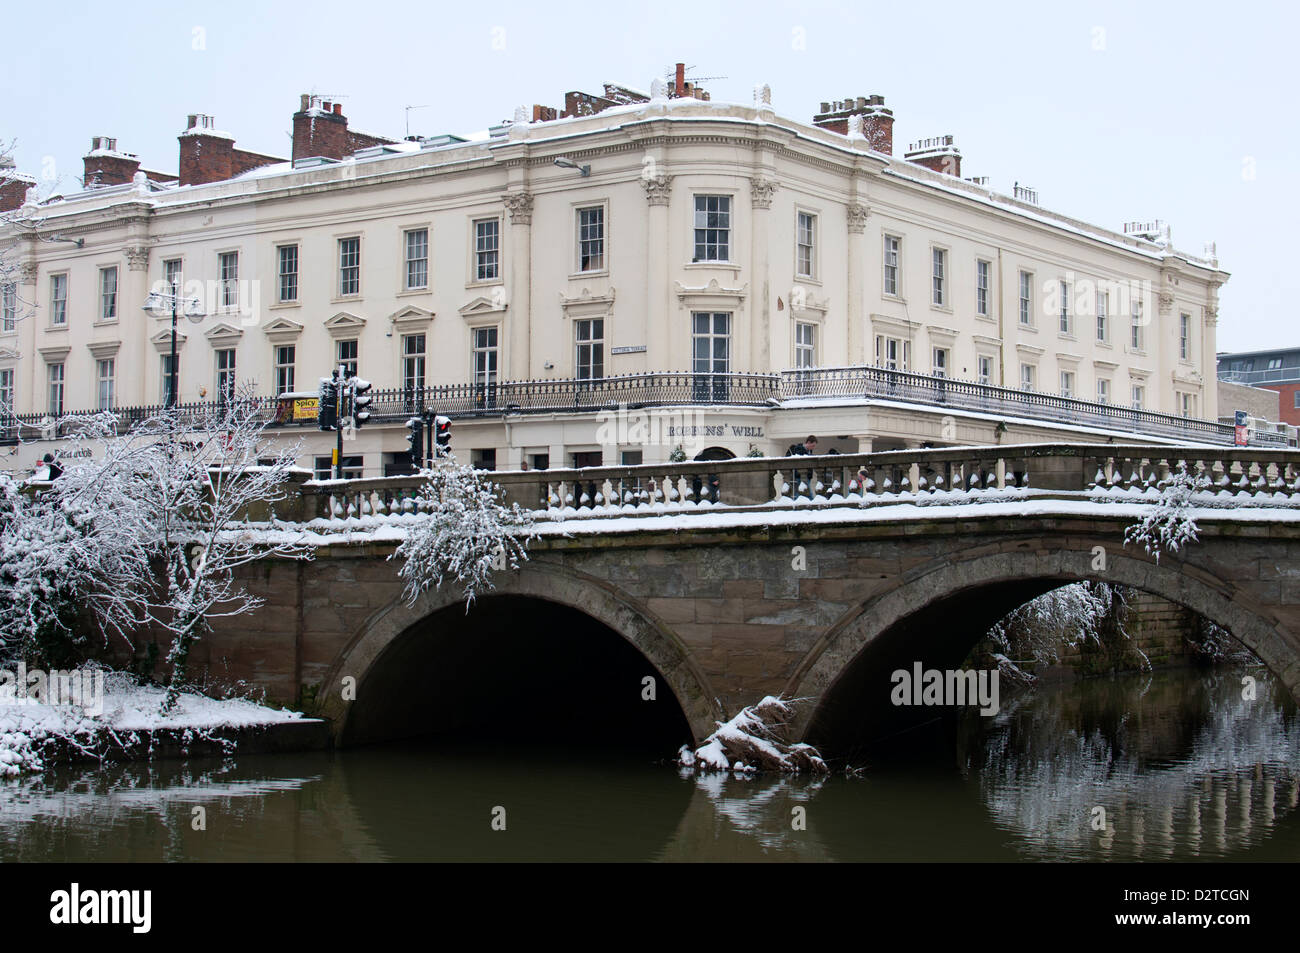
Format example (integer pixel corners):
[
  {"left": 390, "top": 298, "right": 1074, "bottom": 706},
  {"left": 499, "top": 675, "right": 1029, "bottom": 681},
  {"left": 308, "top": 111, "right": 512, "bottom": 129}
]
[
  {"left": 3, "top": 366, "right": 1287, "bottom": 447},
  {"left": 780, "top": 365, "right": 1284, "bottom": 445}
]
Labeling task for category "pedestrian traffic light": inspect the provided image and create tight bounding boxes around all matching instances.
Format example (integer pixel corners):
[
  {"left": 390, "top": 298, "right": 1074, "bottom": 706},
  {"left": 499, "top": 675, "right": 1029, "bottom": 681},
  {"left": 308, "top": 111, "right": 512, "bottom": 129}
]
[
  {"left": 351, "top": 378, "right": 373, "bottom": 428},
  {"left": 434, "top": 415, "right": 451, "bottom": 457},
  {"left": 318, "top": 377, "right": 338, "bottom": 431},
  {"left": 406, "top": 416, "right": 425, "bottom": 465}
]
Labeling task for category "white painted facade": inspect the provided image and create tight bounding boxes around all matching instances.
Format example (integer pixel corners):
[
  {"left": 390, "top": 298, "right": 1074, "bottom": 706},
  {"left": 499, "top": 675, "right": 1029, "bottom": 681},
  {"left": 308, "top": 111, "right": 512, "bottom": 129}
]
[{"left": 0, "top": 93, "right": 1226, "bottom": 475}]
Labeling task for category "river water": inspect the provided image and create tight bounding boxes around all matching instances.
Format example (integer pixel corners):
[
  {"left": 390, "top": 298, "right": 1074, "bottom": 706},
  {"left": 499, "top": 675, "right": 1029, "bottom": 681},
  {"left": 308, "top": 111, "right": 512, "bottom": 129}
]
[{"left": 2, "top": 666, "right": 1297, "bottom": 862}]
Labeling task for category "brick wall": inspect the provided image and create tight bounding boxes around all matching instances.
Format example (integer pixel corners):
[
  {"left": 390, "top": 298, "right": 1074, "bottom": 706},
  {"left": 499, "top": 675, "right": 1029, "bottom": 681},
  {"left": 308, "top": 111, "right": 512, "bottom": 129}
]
[
  {"left": 0, "top": 176, "right": 30, "bottom": 213},
  {"left": 83, "top": 153, "right": 140, "bottom": 187}
]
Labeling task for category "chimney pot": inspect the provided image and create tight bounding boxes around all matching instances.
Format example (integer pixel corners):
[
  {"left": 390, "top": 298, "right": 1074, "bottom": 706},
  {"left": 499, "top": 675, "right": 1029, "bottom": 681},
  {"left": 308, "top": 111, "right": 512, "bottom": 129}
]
[
  {"left": 292, "top": 94, "right": 350, "bottom": 164},
  {"left": 83, "top": 136, "right": 140, "bottom": 187},
  {"left": 812, "top": 93, "right": 894, "bottom": 154},
  {"left": 300, "top": 94, "right": 310, "bottom": 112}
]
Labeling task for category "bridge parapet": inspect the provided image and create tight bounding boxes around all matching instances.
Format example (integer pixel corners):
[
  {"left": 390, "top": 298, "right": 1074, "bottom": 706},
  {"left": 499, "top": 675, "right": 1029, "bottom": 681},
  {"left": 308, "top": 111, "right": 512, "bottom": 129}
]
[{"left": 292, "top": 444, "right": 1300, "bottom": 529}]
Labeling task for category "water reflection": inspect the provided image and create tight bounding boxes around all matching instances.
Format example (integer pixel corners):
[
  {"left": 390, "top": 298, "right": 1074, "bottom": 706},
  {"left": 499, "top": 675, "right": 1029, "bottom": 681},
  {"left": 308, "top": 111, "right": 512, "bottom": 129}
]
[
  {"left": 967, "top": 668, "right": 1300, "bottom": 861},
  {"left": 1, "top": 668, "right": 1296, "bottom": 862}
]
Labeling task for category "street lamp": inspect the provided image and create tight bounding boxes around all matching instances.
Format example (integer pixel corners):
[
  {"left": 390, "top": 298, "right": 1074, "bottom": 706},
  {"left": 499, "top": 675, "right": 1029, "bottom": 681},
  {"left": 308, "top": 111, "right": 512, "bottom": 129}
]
[
  {"left": 143, "top": 279, "right": 205, "bottom": 409},
  {"left": 553, "top": 156, "right": 590, "bottom": 176}
]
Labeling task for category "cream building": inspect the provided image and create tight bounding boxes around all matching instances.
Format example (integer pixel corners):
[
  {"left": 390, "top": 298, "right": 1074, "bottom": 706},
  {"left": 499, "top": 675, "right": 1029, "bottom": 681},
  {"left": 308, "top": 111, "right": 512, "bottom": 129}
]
[{"left": 0, "top": 77, "right": 1238, "bottom": 477}]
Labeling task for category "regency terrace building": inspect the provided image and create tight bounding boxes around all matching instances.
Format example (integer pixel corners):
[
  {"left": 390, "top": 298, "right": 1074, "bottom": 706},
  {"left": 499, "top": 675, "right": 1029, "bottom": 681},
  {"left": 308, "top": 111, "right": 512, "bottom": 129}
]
[{"left": 0, "top": 68, "right": 1244, "bottom": 477}]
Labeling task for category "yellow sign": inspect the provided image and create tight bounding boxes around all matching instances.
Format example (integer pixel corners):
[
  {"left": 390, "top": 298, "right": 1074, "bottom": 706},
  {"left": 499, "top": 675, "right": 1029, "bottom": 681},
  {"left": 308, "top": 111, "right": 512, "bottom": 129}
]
[{"left": 292, "top": 398, "right": 319, "bottom": 421}]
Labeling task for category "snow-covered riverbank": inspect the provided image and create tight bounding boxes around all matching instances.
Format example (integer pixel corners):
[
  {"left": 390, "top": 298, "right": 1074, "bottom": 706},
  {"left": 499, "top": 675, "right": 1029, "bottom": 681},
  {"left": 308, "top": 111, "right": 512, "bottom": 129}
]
[{"left": 0, "top": 670, "right": 314, "bottom": 777}]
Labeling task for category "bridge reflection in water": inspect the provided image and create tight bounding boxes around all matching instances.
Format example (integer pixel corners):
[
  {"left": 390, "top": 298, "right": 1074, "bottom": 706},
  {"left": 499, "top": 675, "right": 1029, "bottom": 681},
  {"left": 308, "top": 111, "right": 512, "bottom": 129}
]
[
  {"left": 1, "top": 668, "right": 1295, "bottom": 862},
  {"left": 968, "top": 668, "right": 1300, "bottom": 861}
]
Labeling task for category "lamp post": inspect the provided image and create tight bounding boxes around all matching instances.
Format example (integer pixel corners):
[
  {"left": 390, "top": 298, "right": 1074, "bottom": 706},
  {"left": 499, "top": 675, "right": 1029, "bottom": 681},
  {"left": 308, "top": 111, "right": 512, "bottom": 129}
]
[{"left": 143, "top": 279, "right": 205, "bottom": 409}]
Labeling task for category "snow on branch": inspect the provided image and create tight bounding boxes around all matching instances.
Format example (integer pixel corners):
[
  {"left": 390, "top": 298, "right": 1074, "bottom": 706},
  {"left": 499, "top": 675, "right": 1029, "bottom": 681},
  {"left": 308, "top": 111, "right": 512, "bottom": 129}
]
[
  {"left": 678, "top": 696, "right": 828, "bottom": 775},
  {"left": 1, "top": 414, "right": 156, "bottom": 656},
  {"left": 390, "top": 459, "right": 537, "bottom": 610},
  {"left": 0, "top": 386, "right": 315, "bottom": 711},
  {"left": 1123, "top": 464, "right": 1209, "bottom": 561}
]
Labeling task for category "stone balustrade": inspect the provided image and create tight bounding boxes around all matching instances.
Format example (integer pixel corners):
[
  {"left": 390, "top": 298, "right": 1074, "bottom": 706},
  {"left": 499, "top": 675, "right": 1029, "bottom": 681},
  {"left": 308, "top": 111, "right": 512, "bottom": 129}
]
[{"left": 288, "top": 444, "right": 1300, "bottom": 529}]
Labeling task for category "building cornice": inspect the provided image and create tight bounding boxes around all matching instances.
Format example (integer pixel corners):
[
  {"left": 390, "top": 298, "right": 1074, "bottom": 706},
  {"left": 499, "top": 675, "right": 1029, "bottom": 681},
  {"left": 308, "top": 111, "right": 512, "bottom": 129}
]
[{"left": 3, "top": 104, "right": 1228, "bottom": 290}]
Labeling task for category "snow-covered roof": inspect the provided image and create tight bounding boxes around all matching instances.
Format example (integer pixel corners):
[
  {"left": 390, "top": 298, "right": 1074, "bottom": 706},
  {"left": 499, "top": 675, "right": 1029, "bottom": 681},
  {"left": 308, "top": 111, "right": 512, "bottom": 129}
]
[
  {"left": 15, "top": 94, "right": 1222, "bottom": 271},
  {"left": 179, "top": 125, "right": 235, "bottom": 140},
  {"left": 84, "top": 147, "right": 139, "bottom": 160}
]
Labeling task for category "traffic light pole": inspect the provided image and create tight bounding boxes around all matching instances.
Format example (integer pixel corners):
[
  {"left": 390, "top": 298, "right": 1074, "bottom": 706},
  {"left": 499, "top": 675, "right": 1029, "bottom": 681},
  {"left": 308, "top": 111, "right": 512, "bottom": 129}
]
[
  {"left": 423, "top": 408, "right": 434, "bottom": 466},
  {"left": 334, "top": 365, "right": 345, "bottom": 480}
]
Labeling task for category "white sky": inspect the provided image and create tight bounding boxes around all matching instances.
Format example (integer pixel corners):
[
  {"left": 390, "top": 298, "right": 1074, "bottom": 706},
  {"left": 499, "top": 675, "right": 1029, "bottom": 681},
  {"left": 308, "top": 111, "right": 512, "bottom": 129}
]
[{"left": 2, "top": 0, "right": 1293, "bottom": 353}]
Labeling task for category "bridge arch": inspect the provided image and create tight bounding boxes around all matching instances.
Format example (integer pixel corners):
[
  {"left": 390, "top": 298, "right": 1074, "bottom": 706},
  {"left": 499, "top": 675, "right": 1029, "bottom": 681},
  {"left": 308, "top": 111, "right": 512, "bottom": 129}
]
[
  {"left": 789, "top": 539, "right": 1300, "bottom": 754},
  {"left": 316, "top": 562, "right": 721, "bottom": 746}
]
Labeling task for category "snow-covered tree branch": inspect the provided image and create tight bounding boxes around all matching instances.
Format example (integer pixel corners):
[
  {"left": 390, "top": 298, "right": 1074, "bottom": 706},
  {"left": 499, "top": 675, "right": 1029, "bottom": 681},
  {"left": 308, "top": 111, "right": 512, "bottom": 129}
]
[
  {"left": 678, "top": 696, "right": 828, "bottom": 774},
  {"left": 0, "top": 415, "right": 157, "bottom": 660},
  {"left": 0, "top": 385, "right": 315, "bottom": 709},
  {"left": 390, "top": 459, "right": 536, "bottom": 610},
  {"left": 107, "top": 387, "right": 315, "bottom": 709},
  {"left": 1124, "top": 464, "right": 1209, "bottom": 561}
]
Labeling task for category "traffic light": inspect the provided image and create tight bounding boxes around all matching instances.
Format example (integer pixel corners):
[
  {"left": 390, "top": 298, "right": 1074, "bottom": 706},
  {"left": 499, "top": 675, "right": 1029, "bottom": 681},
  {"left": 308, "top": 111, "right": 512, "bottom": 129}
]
[
  {"left": 406, "top": 416, "right": 425, "bottom": 466},
  {"left": 318, "top": 376, "right": 338, "bottom": 431},
  {"left": 351, "top": 378, "right": 373, "bottom": 428},
  {"left": 434, "top": 415, "right": 452, "bottom": 457}
]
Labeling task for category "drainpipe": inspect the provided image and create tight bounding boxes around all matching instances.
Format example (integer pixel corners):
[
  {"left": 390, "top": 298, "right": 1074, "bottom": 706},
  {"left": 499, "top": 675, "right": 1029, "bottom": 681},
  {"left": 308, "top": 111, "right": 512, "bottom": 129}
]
[{"left": 996, "top": 247, "right": 1005, "bottom": 386}]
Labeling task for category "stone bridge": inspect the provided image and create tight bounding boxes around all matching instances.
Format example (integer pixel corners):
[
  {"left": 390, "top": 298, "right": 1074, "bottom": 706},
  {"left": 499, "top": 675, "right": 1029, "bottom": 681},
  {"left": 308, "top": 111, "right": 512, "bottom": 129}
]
[{"left": 194, "top": 444, "right": 1300, "bottom": 758}]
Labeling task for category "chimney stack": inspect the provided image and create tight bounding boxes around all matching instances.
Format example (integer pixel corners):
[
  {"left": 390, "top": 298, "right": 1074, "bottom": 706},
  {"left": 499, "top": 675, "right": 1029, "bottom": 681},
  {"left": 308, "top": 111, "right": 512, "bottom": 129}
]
[
  {"left": 178, "top": 113, "right": 284, "bottom": 186},
  {"left": 0, "top": 156, "right": 36, "bottom": 213},
  {"left": 82, "top": 137, "right": 142, "bottom": 188},
  {"left": 292, "top": 94, "right": 350, "bottom": 165},
  {"left": 178, "top": 114, "right": 235, "bottom": 185},
  {"left": 813, "top": 95, "right": 894, "bottom": 154},
  {"left": 904, "top": 135, "right": 962, "bottom": 177}
]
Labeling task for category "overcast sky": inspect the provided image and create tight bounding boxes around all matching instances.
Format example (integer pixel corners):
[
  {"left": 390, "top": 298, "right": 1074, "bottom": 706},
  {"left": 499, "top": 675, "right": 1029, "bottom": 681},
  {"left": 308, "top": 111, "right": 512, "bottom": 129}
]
[{"left": 3, "top": 0, "right": 1293, "bottom": 353}]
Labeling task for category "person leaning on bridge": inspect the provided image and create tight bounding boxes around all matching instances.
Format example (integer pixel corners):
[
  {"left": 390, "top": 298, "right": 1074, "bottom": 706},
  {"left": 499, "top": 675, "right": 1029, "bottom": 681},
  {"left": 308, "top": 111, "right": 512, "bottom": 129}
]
[
  {"left": 786, "top": 436, "right": 818, "bottom": 496},
  {"left": 786, "top": 435, "right": 818, "bottom": 457}
]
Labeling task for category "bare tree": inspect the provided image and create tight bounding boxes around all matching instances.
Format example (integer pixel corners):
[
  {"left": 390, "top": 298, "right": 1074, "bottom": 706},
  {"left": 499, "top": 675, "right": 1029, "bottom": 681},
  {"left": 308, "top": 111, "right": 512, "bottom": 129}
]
[
  {"left": 105, "top": 388, "right": 315, "bottom": 709},
  {"left": 0, "top": 387, "right": 315, "bottom": 709}
]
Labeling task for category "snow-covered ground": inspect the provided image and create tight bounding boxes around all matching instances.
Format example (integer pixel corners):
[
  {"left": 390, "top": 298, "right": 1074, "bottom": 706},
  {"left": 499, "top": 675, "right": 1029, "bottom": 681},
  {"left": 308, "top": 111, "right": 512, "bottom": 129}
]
[{"left": 0, "top": 670, "right": 307, "bottom": 777}]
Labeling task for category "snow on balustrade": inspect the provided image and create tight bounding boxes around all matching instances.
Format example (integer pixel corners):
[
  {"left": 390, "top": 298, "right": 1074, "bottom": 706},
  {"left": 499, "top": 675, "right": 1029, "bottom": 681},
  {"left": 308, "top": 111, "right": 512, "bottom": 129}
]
[
  {"left": 290, "top": 445, "right": 1300, "bottom": 544},
  {"left": 1085, "top": 451, "right": 1300, "bottom": 504}
]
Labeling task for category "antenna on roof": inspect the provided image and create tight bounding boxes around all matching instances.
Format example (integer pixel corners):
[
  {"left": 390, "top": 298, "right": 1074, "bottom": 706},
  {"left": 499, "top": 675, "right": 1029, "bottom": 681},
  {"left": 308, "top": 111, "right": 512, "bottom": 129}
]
[
  {"left": 663, "top": 64, "right": 727, "bottom": 96},
  {"left": 664, "top": 65, "right": 727, "bottom": 82},
  {"left": 405, "top": 104, "right": 433, "bottom": 138}
]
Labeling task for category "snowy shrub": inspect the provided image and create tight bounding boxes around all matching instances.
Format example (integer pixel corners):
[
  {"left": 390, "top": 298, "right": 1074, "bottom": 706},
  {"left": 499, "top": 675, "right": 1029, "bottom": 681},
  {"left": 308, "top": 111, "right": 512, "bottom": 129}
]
[
  {"left": 390, "top": 459, "right": 536, "bottom": 610},
  {"left": 1124, "top": 464, "right": 1209, "bottom": 561}
]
